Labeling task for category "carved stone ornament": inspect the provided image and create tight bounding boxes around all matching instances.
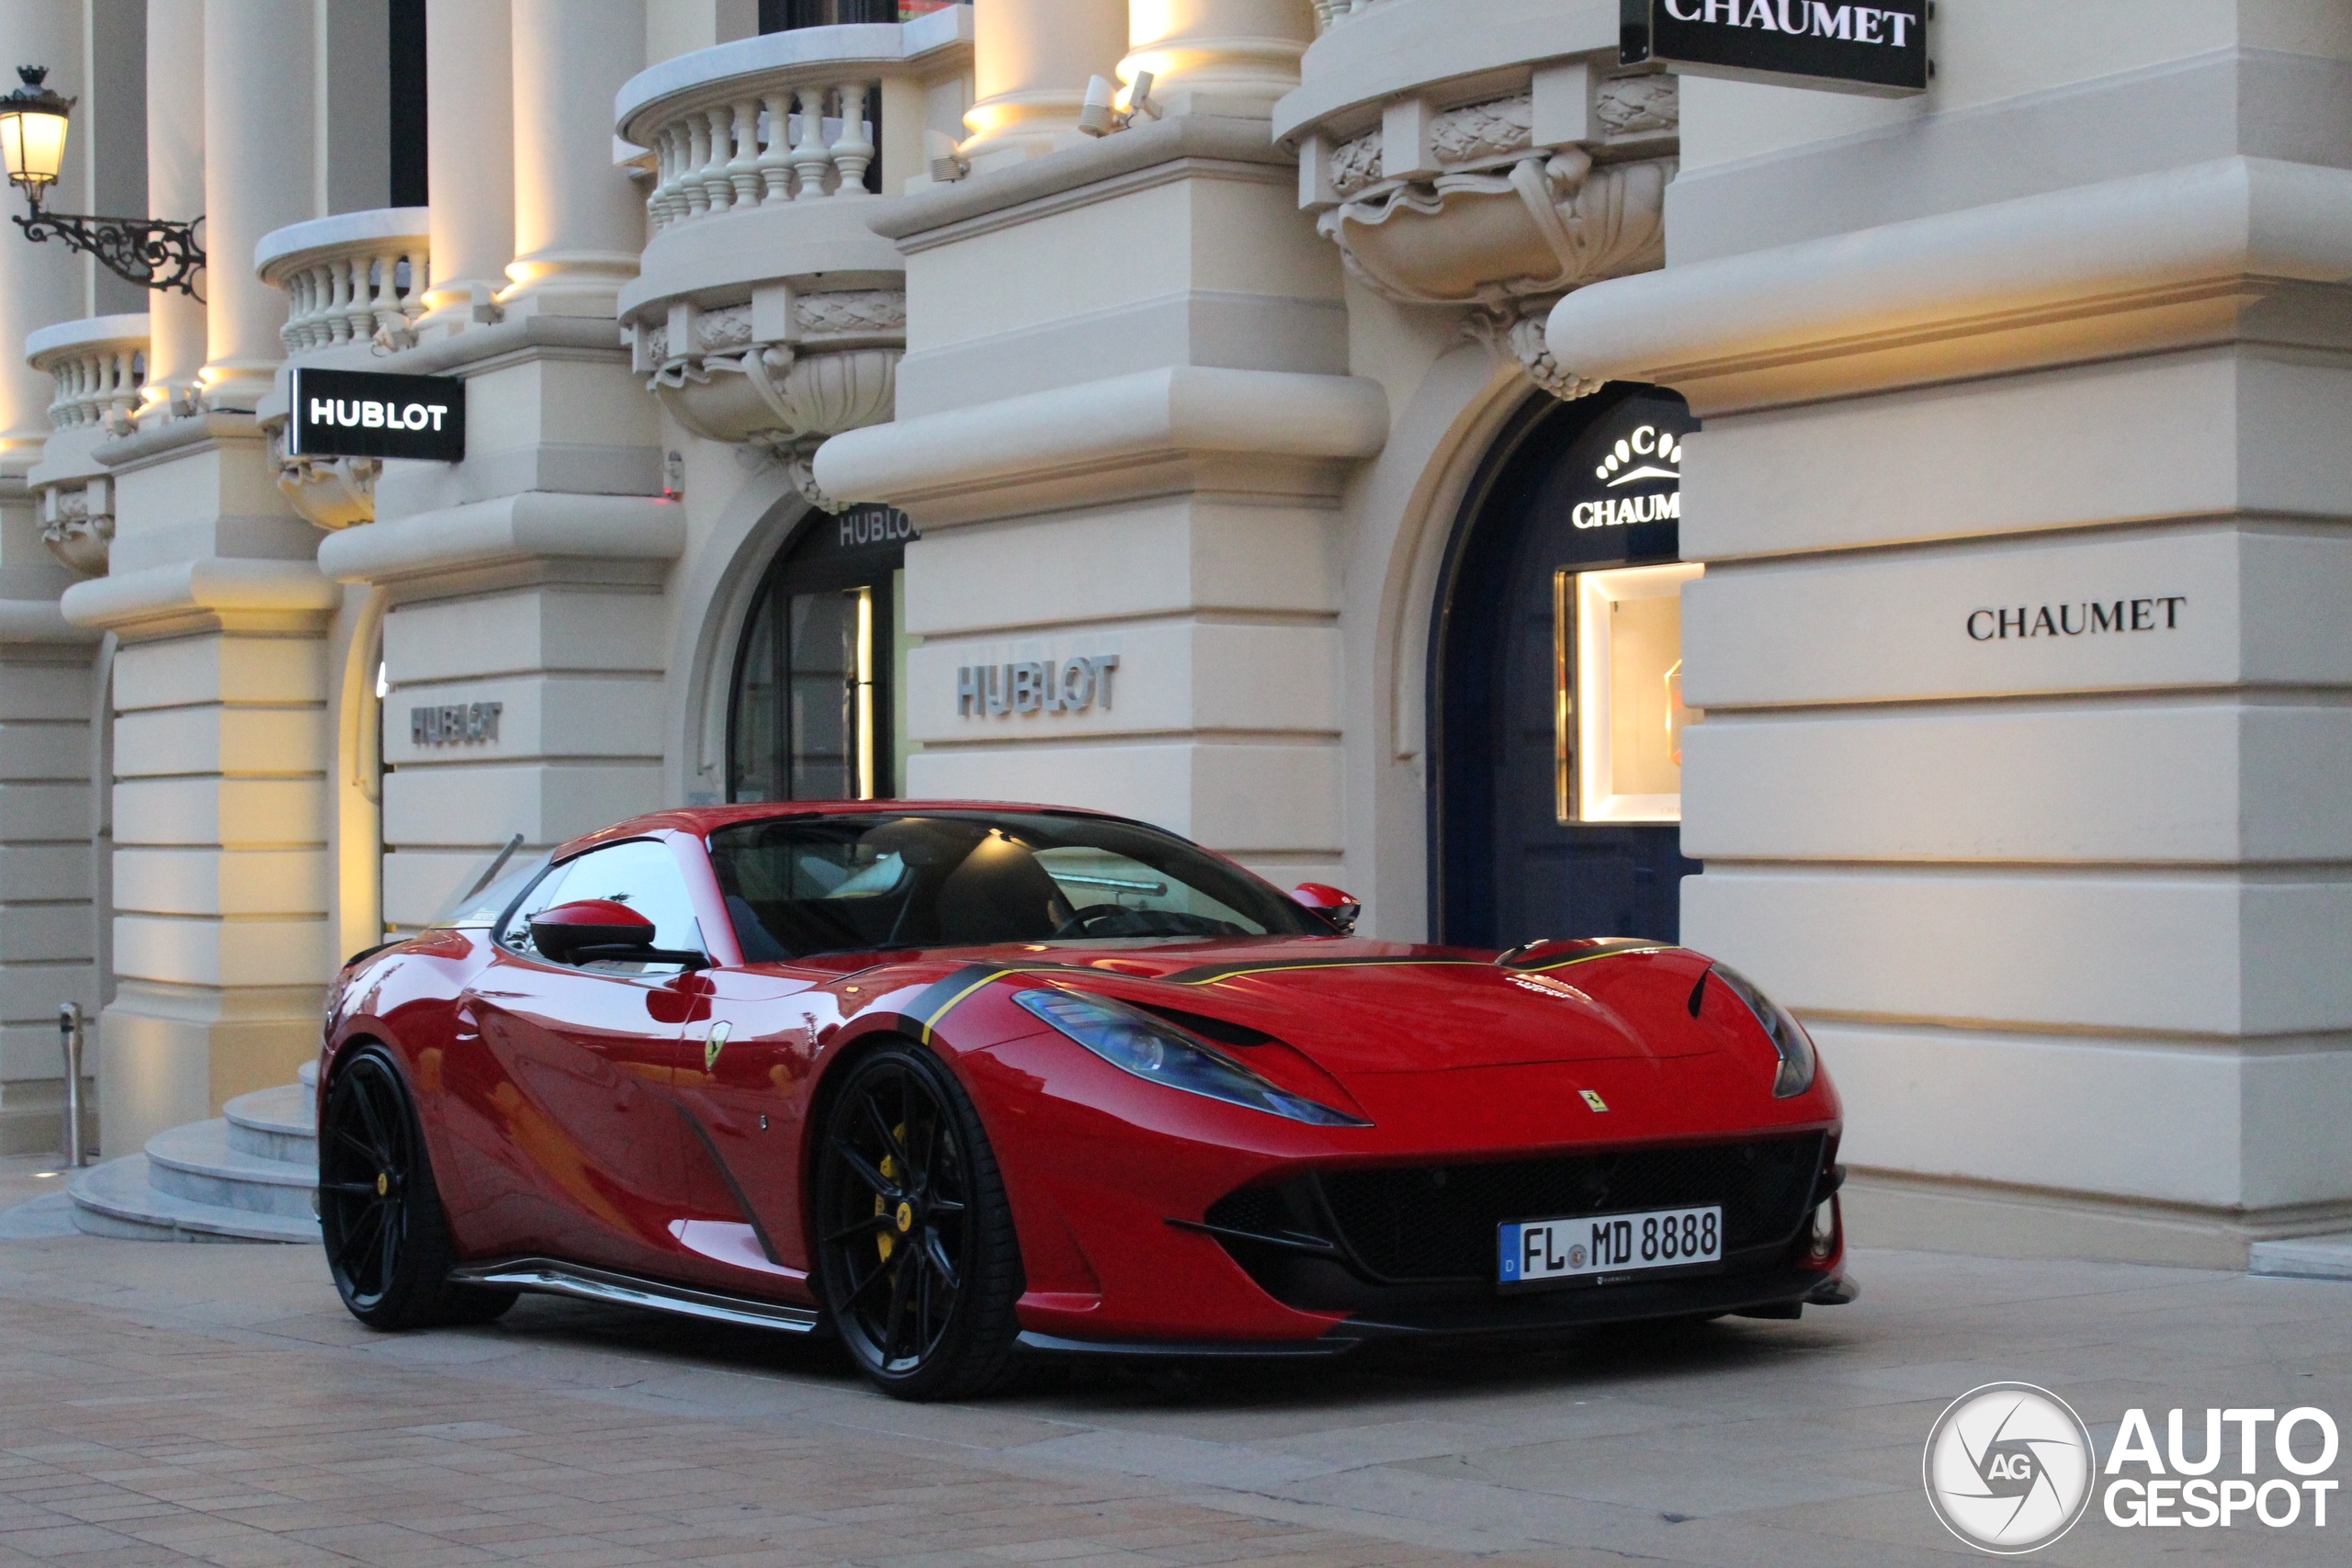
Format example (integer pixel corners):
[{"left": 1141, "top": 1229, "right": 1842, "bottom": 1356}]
[
  {"left": 1304, "top": 71, "right": 1676, "bottom": 402},
  {"left": 756, "top": 434, "right": 844, "bottom": 514},
  {"left": 1321, "top": 147, "right": 1674, "bottom": 310},
  {"left": 40, "top": 486, "right": 113, "bottom": 575},
  {"left": 268, "top": 424, "right": 381, "bottom": 531},
  {"left": 1595, "top": 73, "right": 1679, "bottom": 138},
  {"left": 1478, "top": 308, "right": 1605, "bottom": 402},
  {"left": 638, "top": 288, "right": 903, "bottom": 512}
]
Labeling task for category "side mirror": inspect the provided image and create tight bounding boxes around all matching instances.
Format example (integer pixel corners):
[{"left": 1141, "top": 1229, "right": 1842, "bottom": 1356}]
[
  {"left": 1291, "top": 883, "right": 1361, "bottom": 935},
  {"left": 528, "top": 899, "right": 657, "bottom": 965}
]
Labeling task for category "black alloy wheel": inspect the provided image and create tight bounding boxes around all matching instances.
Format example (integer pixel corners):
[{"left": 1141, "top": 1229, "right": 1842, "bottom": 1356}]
[
  {"left": 320, "top": 1047, "right": 515, "bottom": 1330},
  {"left": 813, "top": 1043, "right": 1023, "bottom": 1400}
]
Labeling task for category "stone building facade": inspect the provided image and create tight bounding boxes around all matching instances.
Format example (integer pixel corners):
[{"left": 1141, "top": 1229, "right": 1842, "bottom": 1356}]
[{"left": 0, "top": 0, "right": 2345, "bottom": 1267}]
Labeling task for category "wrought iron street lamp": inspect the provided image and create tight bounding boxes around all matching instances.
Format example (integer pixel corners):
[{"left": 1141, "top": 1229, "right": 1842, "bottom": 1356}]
[{"left": 2, "top": 66, "right": 204, "bottom": 295}]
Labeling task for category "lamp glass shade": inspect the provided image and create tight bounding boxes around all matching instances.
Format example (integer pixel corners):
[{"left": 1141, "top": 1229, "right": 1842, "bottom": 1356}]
[{"left": 0, "top": 105, "right": 67, "bottom": 192}]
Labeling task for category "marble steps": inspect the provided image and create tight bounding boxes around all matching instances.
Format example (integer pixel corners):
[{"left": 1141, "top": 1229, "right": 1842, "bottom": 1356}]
[
  {"left": 2249, "top": 1234, "right": 2352, "bottom": 1282},
  {"left": 225, "top": 1083, "right": 316, "bottom": 1166},
  {"left": 68, "top": 1069, "right": 320, "bottom": 1245}
]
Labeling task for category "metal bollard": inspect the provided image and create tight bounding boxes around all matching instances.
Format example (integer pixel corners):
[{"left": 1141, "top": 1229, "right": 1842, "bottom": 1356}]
[{"left": 56, "top": 1003, "right": 87, "bottom": 1168}]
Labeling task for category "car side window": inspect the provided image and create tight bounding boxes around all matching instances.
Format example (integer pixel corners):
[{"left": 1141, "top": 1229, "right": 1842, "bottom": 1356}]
[{"left": 496, "top": 839, "right": 704, "bottom": 969}]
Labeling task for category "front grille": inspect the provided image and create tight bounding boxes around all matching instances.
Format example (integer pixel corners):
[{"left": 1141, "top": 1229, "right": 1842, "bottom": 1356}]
[{"left": 1209, "top": 1134, "right": 1826, "bottom": 1283}]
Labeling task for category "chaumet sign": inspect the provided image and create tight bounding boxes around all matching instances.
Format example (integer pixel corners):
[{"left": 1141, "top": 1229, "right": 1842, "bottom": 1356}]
[
  {"left": 1623, "top": 0, "right": 1930, "bottom": 97},
  {"left": 1574, "top": 422, "right": 1685, "bottom": 531}
]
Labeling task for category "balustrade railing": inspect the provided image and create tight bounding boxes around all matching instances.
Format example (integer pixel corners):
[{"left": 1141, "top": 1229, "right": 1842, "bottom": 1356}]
[
  {"left": 24, "top": 314, "right": 150, "bottom": 431},
  {"left": 255, "top": 208, "right": 432, "bottom": 355},
  {"left": 646, "top": 83, "right": 880, "bottom": 231},
  {"left": 618, "top": 14, "right": 975, "bottom": 236}
]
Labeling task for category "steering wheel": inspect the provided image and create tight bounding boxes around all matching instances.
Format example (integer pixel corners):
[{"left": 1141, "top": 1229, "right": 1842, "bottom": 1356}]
[{"left": 1047, "top": 906, "right": 1150, "bottom": 940}]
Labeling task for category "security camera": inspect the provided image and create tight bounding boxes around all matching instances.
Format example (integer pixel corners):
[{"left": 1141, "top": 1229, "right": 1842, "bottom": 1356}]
[
  {"left": 1078, "top": 72, "right": 1163, "bottom": 139},
  {"left": 1127, "top": 71, "right": 1164, "bottom": 122}
]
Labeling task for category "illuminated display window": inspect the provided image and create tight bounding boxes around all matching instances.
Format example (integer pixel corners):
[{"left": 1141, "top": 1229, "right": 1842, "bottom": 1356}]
[{"left": 1554, "top": 560, "right": 1703, "bottom": 824}]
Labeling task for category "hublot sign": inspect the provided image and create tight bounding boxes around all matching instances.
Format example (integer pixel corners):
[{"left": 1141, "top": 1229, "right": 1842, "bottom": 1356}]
[
  {"left": 1623, "top": 0, "right": 1930, "bottom": 97},
  {"left": 411, "top": 702, "right": 503, "bottom": 745},
  {"left": 957, "top": 656, "right": 1121, "bottom": 717},
  {"left": 834, "top": 503, "right": 917, "bottom": 551},
  {"left": 1967, "top": 598, "right": 2186, "bottom": 641},
  {"left": 288, "top": 367, "right": 466, "bottom": 462}
]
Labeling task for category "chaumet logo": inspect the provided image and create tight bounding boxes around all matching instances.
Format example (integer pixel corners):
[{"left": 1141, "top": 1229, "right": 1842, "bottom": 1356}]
[
  {"left": 1663, "top": 1, "right": 1922, "bottom": 50},
  {"left": 1573, "top": 424, "right": 1683, "bottom": 530}
]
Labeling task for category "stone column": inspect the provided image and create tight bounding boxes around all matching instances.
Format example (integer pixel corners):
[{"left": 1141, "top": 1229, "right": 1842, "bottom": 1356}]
[
  {"left": 0, "top": 0, "right": 85, "bottom": 476},
  {"left": 0, "top": 1, "right": 101, "bottom": 1156},
  {"left": 1120, "top": 0, "right": 1313, "bottom": 118},
  {"left": 322, "top": 0, "right": 670, "bottom": 940},
  {"left": 0, "top": 591, "right": 98, "bottom": 1158},
  {"left": 961, "top": 0, "right": 1129, "bottom": 168},
  {"left": 58, "top": 0, "right": 335, "bottom": 1157},
  {"left": 419, "top": 0, "right": 514, "bottom": 334},
  {"left": 141, "top": 0, "right": 205, "bottom": 422},
  {"left": 200, "top": 0, "right": 315, "bottom": 411},
  {"left": 503, "top": 0, "right": 644, "bottom": 317}
]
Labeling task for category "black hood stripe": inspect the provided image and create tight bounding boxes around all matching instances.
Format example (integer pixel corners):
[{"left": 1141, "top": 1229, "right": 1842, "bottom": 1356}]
[{"left": 910, "top": 962, "right": 1088, "bottom": 1043}]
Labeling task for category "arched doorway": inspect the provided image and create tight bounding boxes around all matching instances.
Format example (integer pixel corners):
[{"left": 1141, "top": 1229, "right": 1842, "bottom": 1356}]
[
  {"left": 1432, "top": 384, "right": 1701, "bottom": 950},
  {"left": 728, "top": 503, "right": 917, "bottom": 803}
]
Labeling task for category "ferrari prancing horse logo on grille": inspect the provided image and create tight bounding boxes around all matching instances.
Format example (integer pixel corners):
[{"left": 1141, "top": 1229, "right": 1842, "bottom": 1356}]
[{"left": 1580, "top": 1089, "right": 1609, "bottom": 1112}]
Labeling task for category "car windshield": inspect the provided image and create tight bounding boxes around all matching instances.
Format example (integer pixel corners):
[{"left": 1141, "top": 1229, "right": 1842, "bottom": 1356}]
[
  {"left": 707, "top": 811, "right": 1330, "bottom": 961},
  {"left": 429, "top": 848, "right": 552, "bottom": 929}
]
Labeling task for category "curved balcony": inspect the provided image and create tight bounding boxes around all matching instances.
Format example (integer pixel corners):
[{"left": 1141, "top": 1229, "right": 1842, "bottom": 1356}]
[
  {"left": 255, "top": 208, "right": 432, "bottom": 358},
  {"left": 22, "top": 313, "right": 151, "bottom": 576},
  {"left": 253, "top": 209, "right": 431, "bottom": 533},
  {"left": 614, "top": 13, "right": 974, "bottom": 506},
  {"left": 620, "top": 13, "right": 971, "bottom": 239},
  {"left": 1274, "top": 0, "right": 1677, "bottom": 395},
  {"left": 27, "top": 313, "right": 148, "bottom": 433}
]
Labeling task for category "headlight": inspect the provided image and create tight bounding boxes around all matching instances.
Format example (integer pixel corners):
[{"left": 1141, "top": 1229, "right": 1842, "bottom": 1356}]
[
  {"left": 1708, "top": 964, "right": 1819, "bottom": 1098},
  {"left": 1012, "top": 988, "right": 1369, "bottom": 1127}
]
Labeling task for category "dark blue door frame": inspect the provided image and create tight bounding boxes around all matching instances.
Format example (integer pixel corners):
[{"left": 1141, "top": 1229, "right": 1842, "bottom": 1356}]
[{"left": 1430, "top": 385, "right": 1702, "bottom": 951}]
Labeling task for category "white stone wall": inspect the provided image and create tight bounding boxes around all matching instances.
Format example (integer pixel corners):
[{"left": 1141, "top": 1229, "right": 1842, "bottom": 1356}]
[
  {"left": 375, "top": 572, "right": 672, "bottom": 931},
  {"left": 326, "top": 6, "right": 671, "bottom": 933},
  {"left": 1546, "top": 1, "right": 2352, "bottom": 1264},
  {"left": 0, "top": 0, "right": 113, "bottom": 1156},
  {"left": 7, "top": 0, "right": 2346, "bottom": 1272},
  {"left": 0, "top": 631, "right": 97, "bottom": 1156}
]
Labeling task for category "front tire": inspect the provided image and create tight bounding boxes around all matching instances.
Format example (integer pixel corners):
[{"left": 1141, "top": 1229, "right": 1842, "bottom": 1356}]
[
  {"left": 320, "top": 1046, "right": 515, "bottom": 1330},
  {"left": 813, "top": 1042, "right": 1023, "bottom": 1400}
]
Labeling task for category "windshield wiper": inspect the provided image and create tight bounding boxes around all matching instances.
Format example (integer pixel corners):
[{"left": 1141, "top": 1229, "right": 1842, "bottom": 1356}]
[{"left": 792, "top": 941, "right": 933, "bottom": 960}]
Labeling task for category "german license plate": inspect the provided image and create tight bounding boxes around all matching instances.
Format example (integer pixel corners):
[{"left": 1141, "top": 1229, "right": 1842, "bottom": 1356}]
[{"left": 1498, "top": 1204, "right": 1723, "bottom": 1289}]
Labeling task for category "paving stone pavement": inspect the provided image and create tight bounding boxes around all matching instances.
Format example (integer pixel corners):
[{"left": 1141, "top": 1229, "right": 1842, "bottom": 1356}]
[{"left": 3, "top": 1151, "right": 2350, "bottom": 1566}]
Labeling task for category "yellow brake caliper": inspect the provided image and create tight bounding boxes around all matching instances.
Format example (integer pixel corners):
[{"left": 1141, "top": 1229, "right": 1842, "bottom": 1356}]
[{"left": 875, "top": 1122, "right": 910, "bottom": 1263}]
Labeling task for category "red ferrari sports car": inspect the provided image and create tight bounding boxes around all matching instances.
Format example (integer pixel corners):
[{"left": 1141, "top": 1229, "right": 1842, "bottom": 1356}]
[{"left": 318, "top": 803, "right": 1852, "bottom": 1399}]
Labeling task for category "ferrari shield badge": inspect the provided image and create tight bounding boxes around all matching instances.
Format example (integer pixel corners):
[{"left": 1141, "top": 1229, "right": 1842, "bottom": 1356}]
[
  {"left": 704, "top": 1021, "right": 731, "bottom": 1073},
  {"left": 1580, "top": 1089, "right": 1610, "bottom": 1112}
]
